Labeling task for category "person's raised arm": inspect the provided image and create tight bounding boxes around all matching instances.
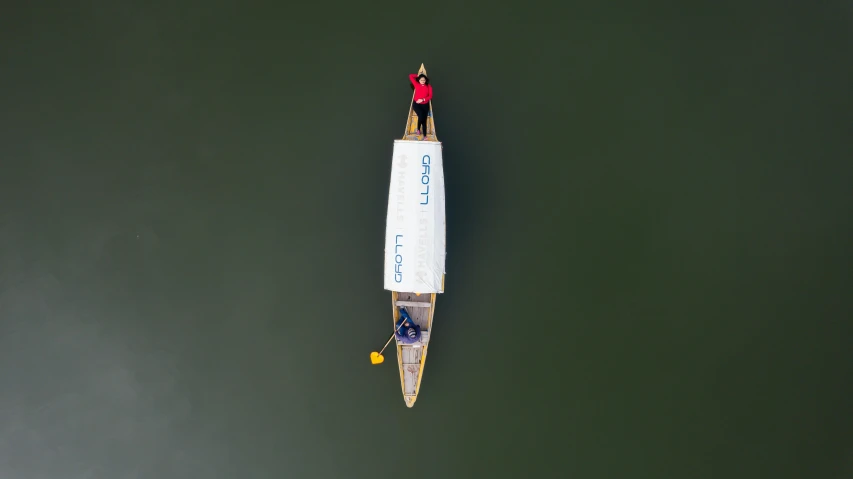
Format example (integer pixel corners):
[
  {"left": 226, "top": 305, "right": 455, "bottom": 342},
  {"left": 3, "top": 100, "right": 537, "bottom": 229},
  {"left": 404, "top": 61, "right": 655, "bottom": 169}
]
[{"left": 409, "top": 73, "right": 419, "bottom": 86}]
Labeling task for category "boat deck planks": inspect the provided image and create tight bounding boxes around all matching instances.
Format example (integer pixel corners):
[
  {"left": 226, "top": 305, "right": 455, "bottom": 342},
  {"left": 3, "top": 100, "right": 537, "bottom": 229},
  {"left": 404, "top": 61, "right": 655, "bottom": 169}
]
[
  {"left": 392, "top": 291, "right": 434, "bottom": 407},
  {"left": 395, "top": 292, "right": 431, "bottom": 331},
  {"left": 404, "top": 110, "right": 435, "bottom": 141}
]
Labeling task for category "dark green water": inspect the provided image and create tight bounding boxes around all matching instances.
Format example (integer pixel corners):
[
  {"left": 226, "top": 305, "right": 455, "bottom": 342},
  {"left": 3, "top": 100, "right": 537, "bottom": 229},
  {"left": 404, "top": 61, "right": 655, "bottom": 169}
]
[{"left": 1, "top": 1, "right": 852, "bottom": 478}]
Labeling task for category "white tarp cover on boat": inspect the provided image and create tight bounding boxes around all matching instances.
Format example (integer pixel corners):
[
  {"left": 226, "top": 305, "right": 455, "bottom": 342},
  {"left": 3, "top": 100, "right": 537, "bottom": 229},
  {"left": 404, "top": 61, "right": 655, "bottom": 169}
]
[{"left": 384, "top": 140, "right": 446, "bottom": 293}]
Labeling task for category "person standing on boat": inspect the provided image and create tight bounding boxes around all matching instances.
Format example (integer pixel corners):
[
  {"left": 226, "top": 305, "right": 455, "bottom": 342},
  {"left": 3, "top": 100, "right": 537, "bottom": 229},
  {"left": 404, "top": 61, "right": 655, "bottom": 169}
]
[
  {"left": 395, "top": 307, "right": 422, "bottom": 344},
  {"left": 409, "top": 73, "right": 432, "bottom": 139}
]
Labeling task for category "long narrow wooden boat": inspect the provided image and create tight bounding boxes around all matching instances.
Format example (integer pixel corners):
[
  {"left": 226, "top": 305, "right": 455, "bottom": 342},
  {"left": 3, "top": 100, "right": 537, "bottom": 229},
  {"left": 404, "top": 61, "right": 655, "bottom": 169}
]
[{"left": 383, "top": 63, "right": 446, "bottom": 408}]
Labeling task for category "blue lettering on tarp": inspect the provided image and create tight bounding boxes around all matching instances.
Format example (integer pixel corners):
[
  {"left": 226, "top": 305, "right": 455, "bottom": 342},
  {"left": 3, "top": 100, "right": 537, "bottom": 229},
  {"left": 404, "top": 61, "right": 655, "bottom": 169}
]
[
  {"left": 394, "top": 234, "right": 403, "bottom": 282},
  {"left": 420, "top": 155, "right": 431, "bottom": 205}
]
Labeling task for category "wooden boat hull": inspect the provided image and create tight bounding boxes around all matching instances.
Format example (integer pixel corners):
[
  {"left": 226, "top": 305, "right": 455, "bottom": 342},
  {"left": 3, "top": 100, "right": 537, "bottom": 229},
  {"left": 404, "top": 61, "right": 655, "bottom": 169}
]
[
  {"left": 386, "top": 63, "right": 445, "bottom": 408},
  {"left": 392, "top": 291, "right": 437, "bottom": 408}
]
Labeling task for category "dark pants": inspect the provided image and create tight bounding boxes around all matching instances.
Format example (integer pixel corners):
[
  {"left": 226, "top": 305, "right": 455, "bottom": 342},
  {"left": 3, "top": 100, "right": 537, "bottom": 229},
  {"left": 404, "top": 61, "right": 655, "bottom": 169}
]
[{"left": 413, "top": 101, "right": 429, "bottom": 135}]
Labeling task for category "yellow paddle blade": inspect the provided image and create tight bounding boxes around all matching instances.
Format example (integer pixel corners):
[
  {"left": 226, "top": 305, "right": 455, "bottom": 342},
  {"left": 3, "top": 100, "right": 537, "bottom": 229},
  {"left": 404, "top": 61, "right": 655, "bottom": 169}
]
[{"left": 370, "top": 352, "right": 384, "bottom": 365}]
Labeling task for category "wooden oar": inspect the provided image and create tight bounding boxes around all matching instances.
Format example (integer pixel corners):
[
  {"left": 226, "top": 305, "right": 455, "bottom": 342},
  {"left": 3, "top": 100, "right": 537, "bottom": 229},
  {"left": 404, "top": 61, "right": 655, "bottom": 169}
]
[{"left": 370, "top": 319, "right": 408, "bottom": 365}]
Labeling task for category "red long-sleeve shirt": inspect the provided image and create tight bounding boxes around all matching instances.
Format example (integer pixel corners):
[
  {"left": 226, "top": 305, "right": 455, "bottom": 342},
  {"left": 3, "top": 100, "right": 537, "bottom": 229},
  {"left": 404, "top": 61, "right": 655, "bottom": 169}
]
[{"left": 409, "top": 74, "right": 433, "bottom": 103}]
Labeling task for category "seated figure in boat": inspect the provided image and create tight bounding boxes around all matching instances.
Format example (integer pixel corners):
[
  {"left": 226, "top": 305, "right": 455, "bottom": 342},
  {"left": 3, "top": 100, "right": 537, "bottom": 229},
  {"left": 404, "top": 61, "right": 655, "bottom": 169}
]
[{"left": 395, "top": 307, "right": 422, "bottom": 344}]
